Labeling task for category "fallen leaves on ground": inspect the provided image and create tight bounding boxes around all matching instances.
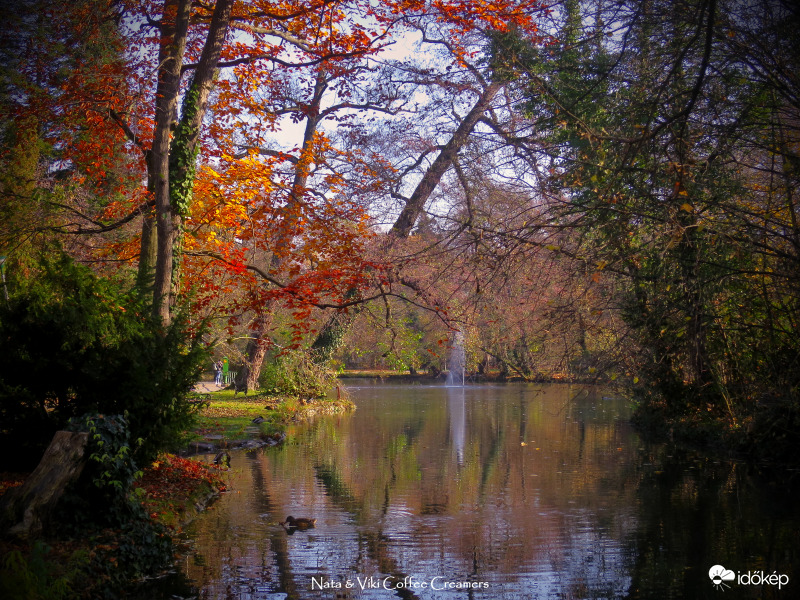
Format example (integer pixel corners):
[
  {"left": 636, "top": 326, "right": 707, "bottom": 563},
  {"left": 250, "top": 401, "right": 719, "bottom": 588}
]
[{"left": 135, "top": 454, "right": 227, "bottom": 530}]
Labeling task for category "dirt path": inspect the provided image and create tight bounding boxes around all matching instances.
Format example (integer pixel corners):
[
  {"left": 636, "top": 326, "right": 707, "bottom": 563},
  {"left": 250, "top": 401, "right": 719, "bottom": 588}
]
[{"left": 193, "top": 381, "right": 223, "bottom": 393}]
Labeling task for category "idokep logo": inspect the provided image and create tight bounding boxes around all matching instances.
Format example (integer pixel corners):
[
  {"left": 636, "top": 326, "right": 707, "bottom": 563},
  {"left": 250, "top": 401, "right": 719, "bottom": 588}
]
[
  {"left": 708, "top": 565, "right": 735, "bottom": 591},
  {"left": 709, "top": 564, "right": 790, "bottom": 591}
]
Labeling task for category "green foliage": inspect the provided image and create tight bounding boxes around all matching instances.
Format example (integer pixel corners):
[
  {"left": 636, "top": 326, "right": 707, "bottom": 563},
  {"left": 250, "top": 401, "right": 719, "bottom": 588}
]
[
  {"left": 53, "top": 414, "right": 173, "bottom": 595},
  {"left": 259, "top": 350, "right": 335, "bottom": 398},
  {"left": 496, "top": 0, "right": 800, "bottom": 455},
  {"left": 310, "top": 312, "right": 350, "bottom": 366},
  {"left": 0, "top": 541, "right": 84, "bottom": 600},
  {"left": 0, "top": 416, "right": 175, "bottom": 599},
  {"left": 67, "top": 414, "right": 142, "bottom": 509},
  {"left": 377, "top": 319, "right": 425, "bottom": 374},
  {"left": 0, "top": 253, "right": 209, "bottom": 470},
  {"left": 169, "top": 82, "right": 202, "bottom": 218}
]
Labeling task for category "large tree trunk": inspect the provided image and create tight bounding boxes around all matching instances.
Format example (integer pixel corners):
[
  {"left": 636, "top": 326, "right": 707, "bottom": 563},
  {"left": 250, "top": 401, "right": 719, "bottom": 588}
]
[
  {"left": 244, "top": 310, "right": 274, "bottom": 391},
  {"left": 136, "top": 205, "right": 158, "bottom": 290},
  {"left": 244, "top": 74, "right": 326, "bottom": 385},
  {"left": 150, "top": 0, "right": 192, "bottom": 323},
  {"left": 149, "top": 0, "right": 234, "bottom": 324},
  {"left": 0, "top": 431, "right": 89, "bottom": 540},
  {"left": 390, "top": 82, "right": 501, "bottom": 238},
  {"left": 310, "top": 308, "right": 360, "bottom": 365}
]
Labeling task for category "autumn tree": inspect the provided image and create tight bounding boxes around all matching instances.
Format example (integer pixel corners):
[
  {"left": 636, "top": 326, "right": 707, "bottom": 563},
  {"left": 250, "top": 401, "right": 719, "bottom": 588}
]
[
  {"left": 161, "top": 0, "right": 549, "bottom": 385},
  {"left": 3, "top": 0, "right": 557, "bottom": 396},
  {"left": 303, "top": 6, "right": 553, "bottom": 369},
  {"left": 0, "top": 0, "right": 143, "bottom": 268}
]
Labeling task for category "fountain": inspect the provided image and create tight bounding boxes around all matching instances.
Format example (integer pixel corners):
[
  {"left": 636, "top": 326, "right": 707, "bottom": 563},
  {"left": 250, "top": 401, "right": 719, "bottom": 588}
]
[{"left": 445, "top": 330, "right": 466, "bottom": 387}]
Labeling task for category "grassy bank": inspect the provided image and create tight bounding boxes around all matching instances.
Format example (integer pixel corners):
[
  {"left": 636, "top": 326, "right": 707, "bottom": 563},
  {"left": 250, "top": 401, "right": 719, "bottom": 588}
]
[{"left": 188, "top": 387, "right": 355, "bottom": 448}]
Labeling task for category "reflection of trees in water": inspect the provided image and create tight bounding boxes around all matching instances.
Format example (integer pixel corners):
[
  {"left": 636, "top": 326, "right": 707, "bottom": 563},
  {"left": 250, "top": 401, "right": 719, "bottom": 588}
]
[
  {"left": 173, "top": 385, "right": 800, "bottom": 599},
  {"left": 295, "top": 385, "right": 641, "bottom": 596},
  {"left": 626, "top": 448, "right": 800, "bottom": 600},
  {"left": 242, "top": 452, "right": 303, "bottom": 600},
  {"left": 175, "top": 450, "right": 301, "bottom": 599}
]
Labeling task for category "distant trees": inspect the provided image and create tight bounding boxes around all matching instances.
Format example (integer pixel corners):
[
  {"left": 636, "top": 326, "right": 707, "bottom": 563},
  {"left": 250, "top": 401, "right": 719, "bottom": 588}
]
[{"left": 340, "top": 0, "right": 800, "bottom": 452}]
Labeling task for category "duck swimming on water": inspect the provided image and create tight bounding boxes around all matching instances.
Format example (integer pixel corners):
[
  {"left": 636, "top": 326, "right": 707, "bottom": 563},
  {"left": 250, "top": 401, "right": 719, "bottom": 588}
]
[{"left": 281, "top": 515, "right": 316, "bottom": 528}]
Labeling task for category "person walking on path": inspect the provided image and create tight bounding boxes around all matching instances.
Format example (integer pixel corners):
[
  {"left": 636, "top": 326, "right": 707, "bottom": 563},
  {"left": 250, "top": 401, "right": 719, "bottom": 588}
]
[{"left": 213, "top": 361, "right": 222, "bottom": 385}]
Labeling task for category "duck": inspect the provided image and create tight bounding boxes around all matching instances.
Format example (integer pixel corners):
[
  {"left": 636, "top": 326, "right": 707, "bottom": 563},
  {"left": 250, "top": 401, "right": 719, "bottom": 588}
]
[
  {"left": 252, "top": 416, "right": 265, "bottom": 424},
  {"left": 281, "top": 515, "right": 316, "bottom": 528},
  {"left": 213, "top": 450, "right": 231, "bottom": 466}
]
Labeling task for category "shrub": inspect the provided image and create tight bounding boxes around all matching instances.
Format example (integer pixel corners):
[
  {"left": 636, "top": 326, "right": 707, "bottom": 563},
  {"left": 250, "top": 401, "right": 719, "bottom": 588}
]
[
  {"left": 259, "top": 349, "right": 335, "bottom": 398},
  {"left": 0, "top": 253, "right": 208, "bottom": 470},
  {"left": 0, "top": 540, "right": 83, "bottom": 600},
  {"left": 55, "top": 414, "right": 174, "bottom": 594}
]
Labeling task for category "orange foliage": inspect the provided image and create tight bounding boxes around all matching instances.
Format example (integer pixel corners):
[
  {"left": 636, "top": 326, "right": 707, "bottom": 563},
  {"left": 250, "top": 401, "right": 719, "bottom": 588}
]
[
  {"left": 27, "top": 0, "right": 548, "bottom": 328},
  {"left": 135, "top": 454, "right": 227, "bottom": 527}
]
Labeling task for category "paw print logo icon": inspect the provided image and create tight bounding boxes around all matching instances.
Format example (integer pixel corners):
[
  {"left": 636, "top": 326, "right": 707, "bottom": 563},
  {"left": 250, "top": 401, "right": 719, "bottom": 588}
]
[{"left": 709, "top": 565, "right": 735, "bottom": 590}]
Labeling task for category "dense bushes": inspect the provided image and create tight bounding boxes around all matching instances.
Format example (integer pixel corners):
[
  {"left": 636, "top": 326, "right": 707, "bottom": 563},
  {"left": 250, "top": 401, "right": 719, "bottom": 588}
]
[
  {"left": 0, "top": 254, "right": 208, "bottom": 470},
  {"left": 1, "top": 414, "right": 175, "bottom": 599},
  {"left": 258, "top": 349, "right": 335, "bottom": 398},
  {"left": 58, "top": 414, "right": 174, "bottom": 588}
]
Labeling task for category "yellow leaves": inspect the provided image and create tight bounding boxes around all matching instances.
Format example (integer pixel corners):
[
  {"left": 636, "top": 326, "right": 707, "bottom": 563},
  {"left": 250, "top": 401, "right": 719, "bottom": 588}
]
[{"left": 680, "top": 203, "right": 694, "bottom": 213}]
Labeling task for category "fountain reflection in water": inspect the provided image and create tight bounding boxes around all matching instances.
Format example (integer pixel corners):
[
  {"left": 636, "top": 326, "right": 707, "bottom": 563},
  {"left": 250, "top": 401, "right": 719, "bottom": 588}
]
[
  {"left": 447, "top": 387, "right": 466, "bottom": 465},
  {"left": 445, "top": 330, "right": 465, "bottom": 387}
]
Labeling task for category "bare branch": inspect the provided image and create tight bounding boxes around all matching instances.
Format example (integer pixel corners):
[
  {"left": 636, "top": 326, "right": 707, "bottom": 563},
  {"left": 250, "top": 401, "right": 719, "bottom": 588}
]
[{"left": 44, "top": 199, "right": 155, "bottom": 234}]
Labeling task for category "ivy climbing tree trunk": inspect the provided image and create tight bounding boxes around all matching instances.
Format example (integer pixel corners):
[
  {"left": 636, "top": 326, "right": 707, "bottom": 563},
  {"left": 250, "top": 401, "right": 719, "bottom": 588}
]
[
  {"left": 149, "top": 0, "right": 191, "bottom": 323},
  {"left": 140, "top": 0, "right": 234, "bottom": 324}
]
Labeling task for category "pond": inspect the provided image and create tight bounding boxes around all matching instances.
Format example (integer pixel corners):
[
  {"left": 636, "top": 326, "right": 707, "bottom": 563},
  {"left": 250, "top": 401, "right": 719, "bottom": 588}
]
[{"left": 150, "top": 381, "right": 799, "bottom": 599}]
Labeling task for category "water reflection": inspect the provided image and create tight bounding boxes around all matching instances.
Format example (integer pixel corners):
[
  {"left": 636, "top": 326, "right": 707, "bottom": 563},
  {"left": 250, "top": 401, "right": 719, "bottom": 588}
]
[
  {"left": 447, "top": 388, "right": 465, "bottom": 466},
  {"left": 159, "top": 382, "right": 799, "bottom": 600}
]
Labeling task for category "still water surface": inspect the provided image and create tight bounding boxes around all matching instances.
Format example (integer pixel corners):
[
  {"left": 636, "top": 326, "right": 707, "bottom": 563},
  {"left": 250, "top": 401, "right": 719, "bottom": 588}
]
[{"left": 160, "top": 381, "right": 799, "bottom": 599}]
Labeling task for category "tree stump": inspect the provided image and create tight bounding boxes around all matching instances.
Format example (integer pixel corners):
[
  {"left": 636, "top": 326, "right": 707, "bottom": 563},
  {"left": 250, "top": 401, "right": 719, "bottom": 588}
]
[
  {"left": 232, "top": 366, "right": 250, "bottom": 396},
  {"left": 0, "top": 430, "right": 89, "bottom": 540}
]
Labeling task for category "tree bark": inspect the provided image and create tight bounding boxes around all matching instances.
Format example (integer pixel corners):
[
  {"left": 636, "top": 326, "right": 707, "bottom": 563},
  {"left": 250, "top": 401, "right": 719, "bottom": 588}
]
[
  {"left": 0, "top": 431, "right": 89, "bottom": 540},
  {"left": 137, "top": 205, "right": 158, "bottom": 290},
  {"left": 150, "top": 0, "right": 234, "bottom": 324},
  {"left": 150, "top": 0, "right": 192, "bottom": 323},
  {"left": 244, "top": 310, "right": 274, "bottom": 390},
  {"left": 390, "top": 82, "right": 501, "bottom": 238}
]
